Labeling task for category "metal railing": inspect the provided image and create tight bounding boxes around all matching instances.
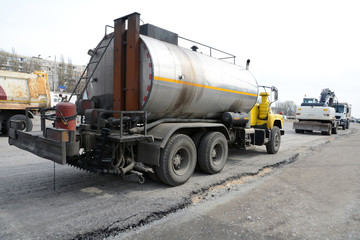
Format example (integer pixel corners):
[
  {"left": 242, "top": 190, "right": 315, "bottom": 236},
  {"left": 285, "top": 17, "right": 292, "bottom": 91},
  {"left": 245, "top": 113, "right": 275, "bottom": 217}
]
[{"left": 178, "top": 36, "right": 236, "bottom": 64}]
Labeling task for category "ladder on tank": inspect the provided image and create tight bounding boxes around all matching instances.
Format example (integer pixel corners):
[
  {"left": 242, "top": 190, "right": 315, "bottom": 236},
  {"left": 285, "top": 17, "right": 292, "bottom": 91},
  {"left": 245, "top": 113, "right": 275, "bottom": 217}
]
[{"left": 69, "top": 29, "right": 114, "bottom": 102}]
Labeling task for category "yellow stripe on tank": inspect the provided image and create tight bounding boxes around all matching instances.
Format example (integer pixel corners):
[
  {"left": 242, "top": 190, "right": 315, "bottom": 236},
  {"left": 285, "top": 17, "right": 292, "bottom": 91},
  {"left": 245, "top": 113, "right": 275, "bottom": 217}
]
[{"left": 154, "top": 76, "right": 257, "bottom": 97}]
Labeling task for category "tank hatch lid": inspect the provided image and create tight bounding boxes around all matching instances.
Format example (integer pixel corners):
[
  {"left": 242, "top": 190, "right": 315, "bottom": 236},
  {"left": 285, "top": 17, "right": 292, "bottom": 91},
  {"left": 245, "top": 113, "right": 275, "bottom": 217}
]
[{"left": 140, "top": 24, "right": 178, "bottom": 45}]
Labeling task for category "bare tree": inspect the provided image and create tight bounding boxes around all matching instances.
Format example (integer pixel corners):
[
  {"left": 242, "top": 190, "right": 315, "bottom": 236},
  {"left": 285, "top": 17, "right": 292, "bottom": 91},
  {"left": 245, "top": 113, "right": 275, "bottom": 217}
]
[
  {"left": 57, "top": 55, "right": 66, "bottom": 89},
  {"left": 278, "top": 101, "right": 297, "bottom": 116},
  {"left": 22, "top": 58, "right": 33, "bottom": 73},
  {"left": 65, "top": 58, "right": 75, "bottom": 91},
  {"left": 32, "top": 58, "right": 41, "bottom": 72},
  {"left": 9, "top": 48, "right": 20, "bottom": 72},
  {"left": 0, "top": 49, "right": 10, "bottom": 70}
]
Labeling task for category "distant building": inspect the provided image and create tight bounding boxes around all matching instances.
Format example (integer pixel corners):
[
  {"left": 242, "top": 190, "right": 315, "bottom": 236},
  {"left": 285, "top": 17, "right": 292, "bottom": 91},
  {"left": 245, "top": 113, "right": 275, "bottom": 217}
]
[{"left": 0, "top": 51, "right": 85, "bottom": 92}]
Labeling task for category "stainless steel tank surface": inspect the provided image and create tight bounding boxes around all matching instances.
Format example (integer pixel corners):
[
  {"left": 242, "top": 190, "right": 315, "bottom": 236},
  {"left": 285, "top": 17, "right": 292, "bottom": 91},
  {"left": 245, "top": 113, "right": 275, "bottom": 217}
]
[{"left": 139, "top": 35, "right": 258, "bottom": 120}]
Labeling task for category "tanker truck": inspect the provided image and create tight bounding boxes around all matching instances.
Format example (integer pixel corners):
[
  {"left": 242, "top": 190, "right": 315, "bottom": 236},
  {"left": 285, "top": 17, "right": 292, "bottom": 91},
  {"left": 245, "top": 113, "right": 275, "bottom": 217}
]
[
  {"left": 8, "top": 13, "right": 284, "bottom": 186},
  {"left": 0, "top": 70, "right": 51, "bottom": 134}
]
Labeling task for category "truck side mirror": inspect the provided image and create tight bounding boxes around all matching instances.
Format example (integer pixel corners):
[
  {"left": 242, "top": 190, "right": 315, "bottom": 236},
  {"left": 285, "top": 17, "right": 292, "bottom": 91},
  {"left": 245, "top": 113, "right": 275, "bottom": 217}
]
[{"left": 271, "top": 86, "right": 278, "bottom": 101}]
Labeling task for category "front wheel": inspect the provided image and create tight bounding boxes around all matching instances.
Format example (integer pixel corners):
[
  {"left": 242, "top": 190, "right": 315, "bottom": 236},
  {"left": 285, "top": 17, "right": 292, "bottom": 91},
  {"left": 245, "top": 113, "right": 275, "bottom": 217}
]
[
  {"left": 156, "top": 134, "right": 196, "bottom": 186},
  {"left": 266, "top": 126, "right": 281, "bottom": 154},
  {"left": 198, "top": 132, "right": 228, "bottom": 174}
]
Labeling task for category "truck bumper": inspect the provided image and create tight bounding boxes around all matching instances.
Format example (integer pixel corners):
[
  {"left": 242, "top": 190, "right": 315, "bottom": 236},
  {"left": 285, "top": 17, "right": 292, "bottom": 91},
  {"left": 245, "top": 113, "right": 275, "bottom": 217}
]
[
  {"left": 293, "top": 121, "right": 331, "bottom": 132},
  {"left": 8, "top": 127, "right": 79, "bottom": 165}
]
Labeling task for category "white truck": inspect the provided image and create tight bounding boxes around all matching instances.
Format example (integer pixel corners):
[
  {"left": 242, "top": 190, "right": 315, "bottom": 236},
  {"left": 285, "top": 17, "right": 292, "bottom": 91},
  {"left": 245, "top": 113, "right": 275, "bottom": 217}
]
[
  {"left": 293, "top": 89, "right": 338, "bottom": 135},
  {"left": 333, "top": 102, "right": 351, "bottom": 130}
]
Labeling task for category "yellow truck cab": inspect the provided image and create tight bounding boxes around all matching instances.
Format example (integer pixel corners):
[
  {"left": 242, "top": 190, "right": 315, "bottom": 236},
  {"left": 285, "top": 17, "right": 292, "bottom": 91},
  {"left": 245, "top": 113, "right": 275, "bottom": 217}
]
[{"left": 250, "top": 87, "right": 284, "bottom": 153}]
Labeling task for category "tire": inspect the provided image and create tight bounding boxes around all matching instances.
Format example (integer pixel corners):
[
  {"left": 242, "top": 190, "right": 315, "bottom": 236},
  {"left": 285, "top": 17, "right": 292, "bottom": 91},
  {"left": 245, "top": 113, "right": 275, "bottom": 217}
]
[
  {"left": 191, "top": 131, "right": 206, "bottom": 149},
  {"left": 198, "top": 132, "right": 228, "bottom": 174},
  {"left": 266, "top": 126, "right": 281, "bottom": 154},
  {"left": 295, "top": 129, "right": 304, "bottom": 134},
  {"left": 156, "top": 134, "right": 196, "bottom": 186},
  {"left": 346, "top": 122, "right": 350, "bottom": 129},
  {"left": 7, "top": 114, "right": 33, "bottom": 132},
  {"left": 321, "top": 126, "right": 332, "bottom": 135},
  {"left": 146, "top": 170, "right": 160, "bottom": 183},
  {"left": 332, "top": 126, "right": 337, "bottom": 134},
  {"left": 342, "top": 125, "right": 346, "bottom": 130},
  {"left": 191, "top": 131, "right": 207, "bottom": 171}
]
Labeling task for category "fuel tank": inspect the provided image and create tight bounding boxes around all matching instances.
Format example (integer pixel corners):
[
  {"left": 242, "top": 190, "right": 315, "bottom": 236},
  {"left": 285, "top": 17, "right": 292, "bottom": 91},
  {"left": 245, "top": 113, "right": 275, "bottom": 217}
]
[{"left": 86, "top": 34, "right": 258, "bottom": 121}]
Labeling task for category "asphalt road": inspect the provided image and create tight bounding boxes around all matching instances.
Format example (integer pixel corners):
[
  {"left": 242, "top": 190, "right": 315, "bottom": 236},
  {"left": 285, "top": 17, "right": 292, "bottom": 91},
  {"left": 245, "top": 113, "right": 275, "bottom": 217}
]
[
  {"left": 0, "top": 120, "right": 358, "bottom": 239},
  {"left": 115, "top": 124, "right": 360, "bottom": 240}
]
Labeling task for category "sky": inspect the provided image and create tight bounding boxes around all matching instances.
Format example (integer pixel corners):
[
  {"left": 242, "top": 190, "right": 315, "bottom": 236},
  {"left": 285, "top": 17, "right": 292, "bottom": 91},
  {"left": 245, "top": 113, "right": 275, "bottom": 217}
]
[{"left": 1, "top": 0, "right": 359, "bottom": 116}]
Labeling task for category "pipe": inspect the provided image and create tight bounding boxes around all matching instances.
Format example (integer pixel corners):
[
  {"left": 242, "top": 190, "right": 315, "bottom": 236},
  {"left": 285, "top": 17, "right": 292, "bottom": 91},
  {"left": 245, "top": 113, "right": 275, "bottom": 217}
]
[
  {"left": 120, "top": 159, "right": 136, "bottom": 175},
  {"left": 246, "top": 59, "right": 250, "bottom": 70},
  {"left": 129, "top": 118, "right": 220, "bottom": 134}
]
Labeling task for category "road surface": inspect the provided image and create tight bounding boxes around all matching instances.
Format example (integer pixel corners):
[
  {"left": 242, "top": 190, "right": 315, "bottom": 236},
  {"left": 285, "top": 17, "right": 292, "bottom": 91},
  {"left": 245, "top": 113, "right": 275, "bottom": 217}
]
[
  {"left": 0, "top": 120, "right": 358, "bottom": 239},
  {"left": 114, "top": 123, "right": 360, "bottom": 240}
]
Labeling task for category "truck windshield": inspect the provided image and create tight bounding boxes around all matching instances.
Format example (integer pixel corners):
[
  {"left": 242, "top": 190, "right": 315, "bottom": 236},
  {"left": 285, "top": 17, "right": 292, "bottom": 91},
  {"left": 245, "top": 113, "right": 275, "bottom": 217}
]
[
  {"left": 303, "top": 98, "right": 318, "bottom": 103},
  {"left": 334, "top": 105, "right": 345, "bottom": 113}
]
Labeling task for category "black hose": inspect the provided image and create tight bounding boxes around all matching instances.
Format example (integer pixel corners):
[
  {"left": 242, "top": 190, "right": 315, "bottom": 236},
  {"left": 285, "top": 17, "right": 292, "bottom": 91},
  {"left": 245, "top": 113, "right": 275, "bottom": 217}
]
[{"left": 40, "top": 107, "right": 77, "bottom": 126}]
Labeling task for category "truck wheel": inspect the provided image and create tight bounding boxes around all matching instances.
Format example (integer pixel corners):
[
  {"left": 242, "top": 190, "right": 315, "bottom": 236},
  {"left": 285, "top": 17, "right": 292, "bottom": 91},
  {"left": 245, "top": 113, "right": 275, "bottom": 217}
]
[
  {"left": 191, "top": 131, "right": 206, "bottom": 149},
  {"left": 332, "top": 125, "right": 338, "bottom": 134},
  {"left": 146, "top": 170, "right": 160, "bottom": 183},
  {"left": 156, "top": 134, "right": 196, "bottom": 186},
  {"left": 198, "top": 132, "right": 228, "bottom": 174},
  {"left": 342, "top": 125, "right": 346, "bottom": 130},
  {"left": 191, "top": 131, "right": 206, "bottom": 171},
  {"left": 346, "top": 122, "right": 350, "bottom": 129},
  {"left": 266, "top": 126, "right": 281, "bottom": 154},
  {"left": 7, "top": 114, "right": 33, "bottom": 132},
  {"left": 321, "top": 126, "right": 332, "bottom": 135}
]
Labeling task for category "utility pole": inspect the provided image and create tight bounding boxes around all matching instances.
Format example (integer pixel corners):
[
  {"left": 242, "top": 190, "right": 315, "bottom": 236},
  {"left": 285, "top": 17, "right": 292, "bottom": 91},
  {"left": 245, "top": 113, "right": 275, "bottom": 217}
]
[{"left": 53, "top": 55, "right": 57, "bottom": 92}]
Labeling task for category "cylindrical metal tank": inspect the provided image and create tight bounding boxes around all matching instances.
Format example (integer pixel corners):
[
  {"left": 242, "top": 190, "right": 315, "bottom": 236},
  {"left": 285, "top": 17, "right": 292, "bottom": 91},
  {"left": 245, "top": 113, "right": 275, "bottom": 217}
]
[
  {"left": 139, "top": 35, "right": 258, "bottom": 120},
  {"left": 86, "top": 34, "right": 258, "bottom": 121}
]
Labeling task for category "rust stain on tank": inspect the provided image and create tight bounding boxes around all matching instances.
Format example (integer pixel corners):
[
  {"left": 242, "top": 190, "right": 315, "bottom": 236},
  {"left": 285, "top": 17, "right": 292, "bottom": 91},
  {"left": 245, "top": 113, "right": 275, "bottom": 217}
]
[
  {"left": 165, "top": 48, "right": 198, "bottom": 116},
  {"left": 229, "top": 100, "right": 243, "bottom": 112}
]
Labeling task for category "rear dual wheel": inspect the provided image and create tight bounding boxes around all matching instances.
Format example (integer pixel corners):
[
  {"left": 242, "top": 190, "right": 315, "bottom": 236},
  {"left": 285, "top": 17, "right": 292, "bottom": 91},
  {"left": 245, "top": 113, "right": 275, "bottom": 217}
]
[
  {"left": 156, "top": 134, "right": 196, "bottom": 186},
  {"left": 156, "top": 131, "right": 228, "bottom": 186},
  {"left": 198, "top": 132, "right": 228, "bottom": 174}
]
